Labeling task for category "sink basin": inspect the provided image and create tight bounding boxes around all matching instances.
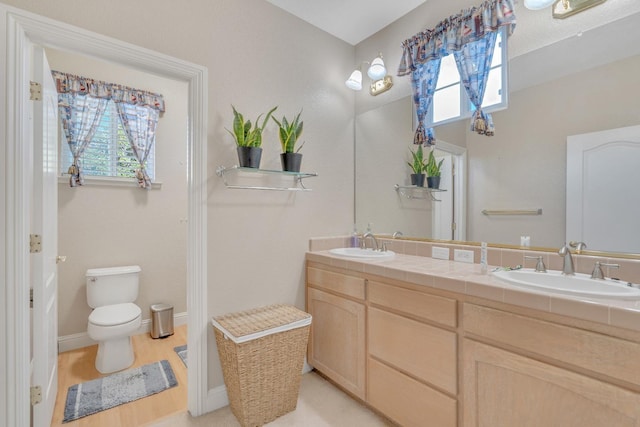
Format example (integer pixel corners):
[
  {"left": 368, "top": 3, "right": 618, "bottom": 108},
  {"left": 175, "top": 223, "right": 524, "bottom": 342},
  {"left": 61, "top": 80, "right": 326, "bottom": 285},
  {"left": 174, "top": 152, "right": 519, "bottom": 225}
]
[
  {"left": 329, "top": 247, "right": 395, "bottom": 260},
  {"left": 492, "top": 269, "right": 640, "bottom": 300}
]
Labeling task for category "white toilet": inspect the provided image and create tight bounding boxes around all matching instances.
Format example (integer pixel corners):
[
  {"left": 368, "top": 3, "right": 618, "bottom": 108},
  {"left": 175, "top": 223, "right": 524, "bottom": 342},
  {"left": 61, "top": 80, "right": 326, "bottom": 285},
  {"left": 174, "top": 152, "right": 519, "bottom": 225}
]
[{"left": 86, "top": 265, "right": 142, "bottom": 374}]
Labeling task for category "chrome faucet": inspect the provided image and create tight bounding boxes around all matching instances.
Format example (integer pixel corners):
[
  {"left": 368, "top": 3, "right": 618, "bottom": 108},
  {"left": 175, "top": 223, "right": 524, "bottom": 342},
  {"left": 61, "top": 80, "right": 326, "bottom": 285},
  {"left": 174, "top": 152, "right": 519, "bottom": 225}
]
[
  {"left": 361, "top": 232, "right": 379, "bottom": 251},
  {"left": 558, "top": 243, "right": 575, "bottom": 275},
  {"left": 569, "top": 241, "right": 587, "bottom": 253}
]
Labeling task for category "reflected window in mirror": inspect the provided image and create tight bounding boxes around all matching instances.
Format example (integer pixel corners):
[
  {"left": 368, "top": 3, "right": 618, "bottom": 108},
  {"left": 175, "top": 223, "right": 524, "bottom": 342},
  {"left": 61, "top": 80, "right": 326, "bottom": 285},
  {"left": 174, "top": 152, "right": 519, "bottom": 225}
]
[{"left": 427, "top": 28, "right": 508, "bottom": 128}]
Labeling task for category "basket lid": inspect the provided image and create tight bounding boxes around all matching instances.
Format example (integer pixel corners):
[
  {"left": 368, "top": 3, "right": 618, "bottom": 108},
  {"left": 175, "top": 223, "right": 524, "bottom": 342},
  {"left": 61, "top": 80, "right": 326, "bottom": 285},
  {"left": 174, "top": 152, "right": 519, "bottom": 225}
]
[{"left": 210, "top": 304, "right": 311, "bottom": 344}]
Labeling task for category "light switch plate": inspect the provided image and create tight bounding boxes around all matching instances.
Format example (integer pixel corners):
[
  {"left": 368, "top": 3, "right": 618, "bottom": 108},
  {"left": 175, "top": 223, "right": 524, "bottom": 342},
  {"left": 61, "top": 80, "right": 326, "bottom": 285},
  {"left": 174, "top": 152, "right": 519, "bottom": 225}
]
[
  {"left": 454, "top": 249, "right": 475, "bottom": 264},
  {"left": 432, "top": 246, "right": 450, "bottom": 260}
]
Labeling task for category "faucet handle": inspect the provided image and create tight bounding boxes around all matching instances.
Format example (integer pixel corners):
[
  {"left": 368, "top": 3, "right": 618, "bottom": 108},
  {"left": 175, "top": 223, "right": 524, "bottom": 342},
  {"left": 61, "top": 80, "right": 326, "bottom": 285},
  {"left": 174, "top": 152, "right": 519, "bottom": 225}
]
[
  {"left": 524, "top": 255, "right": 547, "bottom": 273},
  {"left": 591, "top": 261, "right": 619, "bottom": 280}
]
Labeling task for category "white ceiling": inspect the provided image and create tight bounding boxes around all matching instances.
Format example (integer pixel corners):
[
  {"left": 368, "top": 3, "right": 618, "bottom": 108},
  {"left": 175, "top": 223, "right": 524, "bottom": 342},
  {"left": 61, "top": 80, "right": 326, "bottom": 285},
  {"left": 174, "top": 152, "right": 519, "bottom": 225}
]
[
  {"left": 266, "top": 0, "right": 427, "bottom": 45},
  {"left": 267, "top": 0, "right": 640, "bottom": 55}
]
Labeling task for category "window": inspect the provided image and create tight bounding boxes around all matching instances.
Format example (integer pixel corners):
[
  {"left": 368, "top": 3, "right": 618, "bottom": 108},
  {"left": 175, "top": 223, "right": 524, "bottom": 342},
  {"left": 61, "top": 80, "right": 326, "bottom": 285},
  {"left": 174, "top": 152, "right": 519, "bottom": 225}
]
[
  {"left": 427, "top": 28, "right": 508, "bottom": 127},
  {"left": 60, "top": 100, "right": 156, "bottom": 180}
]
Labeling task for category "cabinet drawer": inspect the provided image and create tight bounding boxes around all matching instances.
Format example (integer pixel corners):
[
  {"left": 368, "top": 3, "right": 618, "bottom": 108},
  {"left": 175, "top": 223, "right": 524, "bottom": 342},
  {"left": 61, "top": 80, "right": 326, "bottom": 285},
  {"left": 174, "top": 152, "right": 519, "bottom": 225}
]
[
  {"left": 307, "top": 267, "right": 365, "bottom": 300},
  {"left": 369, "top": 280, "right": 457, "bottom": 327},
  {"left": 368, "top": 306, "right": 457, "bottom": 394},
  {"left": 464, "top": 303, "right": 640, "bottom": 388},
  {"left": 368, "top": 357, "right": 457, "bottom": 427}
]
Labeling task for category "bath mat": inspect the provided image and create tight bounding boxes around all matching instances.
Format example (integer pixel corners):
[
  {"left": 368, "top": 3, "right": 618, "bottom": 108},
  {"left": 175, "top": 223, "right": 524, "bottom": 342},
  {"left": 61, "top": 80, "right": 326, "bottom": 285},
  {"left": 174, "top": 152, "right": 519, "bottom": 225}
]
[
  {"left": 174, "top": 344, "right": 187, "bottom": 367},
  {"left": 63, "top": 359, "right": 177, "bottom": 423}
]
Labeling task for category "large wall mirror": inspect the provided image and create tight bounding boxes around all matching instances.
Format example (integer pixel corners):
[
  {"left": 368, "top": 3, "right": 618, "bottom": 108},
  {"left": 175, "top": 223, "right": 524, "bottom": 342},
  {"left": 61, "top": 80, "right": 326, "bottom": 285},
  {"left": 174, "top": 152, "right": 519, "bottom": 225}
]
[{"left": 355, "top": 11, "right": 640, "bottom": 255}]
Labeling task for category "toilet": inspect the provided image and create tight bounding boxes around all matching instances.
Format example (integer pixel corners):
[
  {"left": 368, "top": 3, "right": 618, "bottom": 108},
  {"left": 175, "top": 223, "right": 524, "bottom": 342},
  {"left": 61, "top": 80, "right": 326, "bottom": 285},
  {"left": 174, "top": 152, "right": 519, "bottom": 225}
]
[{"left": 86, "top": 265, "right": 142, "bottom": 374}]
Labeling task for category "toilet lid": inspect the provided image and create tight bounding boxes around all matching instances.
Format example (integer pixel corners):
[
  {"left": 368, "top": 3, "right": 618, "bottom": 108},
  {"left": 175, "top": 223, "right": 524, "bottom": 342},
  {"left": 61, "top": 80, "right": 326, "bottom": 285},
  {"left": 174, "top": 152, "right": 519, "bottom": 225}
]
[{"left": 89, "top": 303, "right": 141, "bottom": 326}]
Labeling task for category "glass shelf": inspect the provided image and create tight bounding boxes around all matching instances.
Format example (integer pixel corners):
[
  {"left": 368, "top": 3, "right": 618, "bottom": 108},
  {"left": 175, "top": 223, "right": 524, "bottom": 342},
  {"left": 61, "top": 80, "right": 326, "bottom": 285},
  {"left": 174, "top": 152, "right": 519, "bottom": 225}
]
[
  {"left": 216, "top": 165, "right": 318, "bottom": 191},
  {"left": 394, "top": 184, "right": 446, "bottom": 201}
]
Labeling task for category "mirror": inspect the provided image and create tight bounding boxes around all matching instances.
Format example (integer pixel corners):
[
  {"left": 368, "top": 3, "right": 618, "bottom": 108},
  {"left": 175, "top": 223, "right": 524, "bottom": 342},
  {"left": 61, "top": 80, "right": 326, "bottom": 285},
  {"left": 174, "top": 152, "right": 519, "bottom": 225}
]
[{"left": 355, "top": 11, "right": 640, "bottom": 254}]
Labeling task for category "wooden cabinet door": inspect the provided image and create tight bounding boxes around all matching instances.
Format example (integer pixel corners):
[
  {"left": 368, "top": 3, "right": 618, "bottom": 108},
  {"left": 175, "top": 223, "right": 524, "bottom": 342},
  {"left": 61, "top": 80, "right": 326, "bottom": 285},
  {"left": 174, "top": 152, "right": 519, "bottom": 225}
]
[
  {"left": 307, "top": 287, "right": 366, "bottom": 399},
  {"left": 463, "top": 339, "right": 640, "bottom": 427}
]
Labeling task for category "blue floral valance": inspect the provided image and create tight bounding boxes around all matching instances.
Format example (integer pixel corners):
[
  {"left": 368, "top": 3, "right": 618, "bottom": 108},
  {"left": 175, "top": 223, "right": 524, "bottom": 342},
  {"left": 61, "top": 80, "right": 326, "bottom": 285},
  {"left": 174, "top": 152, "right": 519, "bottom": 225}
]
[
  {"left": 397, "top": 0, "right": 516, "bottom": 76},
  {"left": 51, "top": 70, "right": 165, "bottom": 112}
]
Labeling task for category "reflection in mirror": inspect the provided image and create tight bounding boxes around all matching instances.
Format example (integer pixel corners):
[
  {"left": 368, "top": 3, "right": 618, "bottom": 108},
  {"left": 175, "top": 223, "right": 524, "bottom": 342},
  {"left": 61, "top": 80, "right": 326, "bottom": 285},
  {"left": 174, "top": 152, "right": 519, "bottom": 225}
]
[{"left": 355, "top": 12, "right": 640, "bottom": 255}]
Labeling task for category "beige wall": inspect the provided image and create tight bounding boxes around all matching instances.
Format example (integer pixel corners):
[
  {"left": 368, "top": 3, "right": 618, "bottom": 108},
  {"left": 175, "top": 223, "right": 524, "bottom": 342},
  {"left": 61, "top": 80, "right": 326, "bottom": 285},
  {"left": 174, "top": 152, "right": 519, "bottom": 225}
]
[
  {"left": 46, "top": 48, "right": 189, "bottom": 337},
  {"left": 1, "top": 0, "right": 355, "bottom": 389}
]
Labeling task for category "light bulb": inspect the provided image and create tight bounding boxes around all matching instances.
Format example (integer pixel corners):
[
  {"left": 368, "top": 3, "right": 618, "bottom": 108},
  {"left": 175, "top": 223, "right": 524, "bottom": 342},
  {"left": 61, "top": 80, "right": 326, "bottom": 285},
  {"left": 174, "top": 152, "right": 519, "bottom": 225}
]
[
  {"left": 367, "top": 56, "right": 387, "bottom": 80},
  {"left": 345, "top": 69, "right": 363, "bottom": 91},
  {"left": 524, "top": 0, "right": 555, "bottom": 10}
]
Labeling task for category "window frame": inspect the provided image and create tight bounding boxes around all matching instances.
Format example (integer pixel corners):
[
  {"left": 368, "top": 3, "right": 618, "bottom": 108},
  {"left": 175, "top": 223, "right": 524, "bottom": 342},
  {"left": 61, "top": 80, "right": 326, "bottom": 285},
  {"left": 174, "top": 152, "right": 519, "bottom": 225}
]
[
  {"left": 424, "top": 27, "right": 509, "bottom": 128},
  {"left": 59, "top": 98, "right": 157, "bottom": 184}
]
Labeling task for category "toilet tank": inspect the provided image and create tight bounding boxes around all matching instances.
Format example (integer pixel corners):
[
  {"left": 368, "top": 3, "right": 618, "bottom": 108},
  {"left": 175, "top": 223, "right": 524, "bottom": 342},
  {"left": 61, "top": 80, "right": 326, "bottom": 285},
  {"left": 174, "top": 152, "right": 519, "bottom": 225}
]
[{"left": 86, "top": 265, "right": 141, "bottom": 308}]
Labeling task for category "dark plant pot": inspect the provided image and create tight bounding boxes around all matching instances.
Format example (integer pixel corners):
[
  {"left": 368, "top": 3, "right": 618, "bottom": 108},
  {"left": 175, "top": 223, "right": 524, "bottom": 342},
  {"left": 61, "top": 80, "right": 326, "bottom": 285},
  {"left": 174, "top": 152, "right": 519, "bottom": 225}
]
[
  {"left": 237, "top": 146, "right": 262, "bottom": 168},
  {"left": 281, "top": 152, "right": 302, "bottom": 172},
  {"left": 411, "top": 173, "right": 426, "bottom": 187},
  {"left": 427, "top": 176, "right": 441, "bottom": 189}
]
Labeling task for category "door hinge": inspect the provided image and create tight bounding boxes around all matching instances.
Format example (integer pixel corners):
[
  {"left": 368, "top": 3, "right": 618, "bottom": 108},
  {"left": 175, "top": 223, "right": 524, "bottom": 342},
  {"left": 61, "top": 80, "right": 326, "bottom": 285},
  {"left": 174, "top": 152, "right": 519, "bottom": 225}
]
[
  {"left": 30, "top": 385, "right": 42, "bottom": 405},
  {"left": 452, "top": 222, "right": 457, "bottom": 231},
  {"left": 30, "top": 234, "right": 42, "bottom": 253},
  {"left": 29, "top": 81, "right": 42, "bottom": 101},
  {"left": 30, "top": 288, "right": 34, "bottom": 309}
]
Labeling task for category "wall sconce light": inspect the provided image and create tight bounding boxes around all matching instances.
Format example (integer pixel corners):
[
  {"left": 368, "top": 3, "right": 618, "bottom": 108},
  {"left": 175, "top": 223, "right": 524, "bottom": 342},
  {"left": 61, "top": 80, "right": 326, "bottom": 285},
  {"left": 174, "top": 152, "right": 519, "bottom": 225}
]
[
  {"left": 524, "top": 0, "right": 607, "bottom": 18},
  {"left": 345, "top": 53, "right": 393, "bottom": 96}
]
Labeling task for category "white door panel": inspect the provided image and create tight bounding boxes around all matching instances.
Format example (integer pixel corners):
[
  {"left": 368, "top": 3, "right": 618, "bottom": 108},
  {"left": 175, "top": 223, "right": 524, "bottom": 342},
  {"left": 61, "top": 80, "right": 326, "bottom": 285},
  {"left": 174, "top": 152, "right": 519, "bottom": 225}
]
[
  {"left": 566, "top": 125, "right": 640, "bottom": 253},
  {"left": 31, "top": 45, "right": 58, "bottom": 427}
]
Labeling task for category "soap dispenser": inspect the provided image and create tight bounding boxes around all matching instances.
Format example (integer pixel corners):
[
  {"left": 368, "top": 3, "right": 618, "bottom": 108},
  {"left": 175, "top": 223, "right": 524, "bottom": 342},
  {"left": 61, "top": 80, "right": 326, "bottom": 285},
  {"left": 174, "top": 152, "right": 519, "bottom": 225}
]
[{"left": 350, "top": 225, "right": 360, "bottom": 248}]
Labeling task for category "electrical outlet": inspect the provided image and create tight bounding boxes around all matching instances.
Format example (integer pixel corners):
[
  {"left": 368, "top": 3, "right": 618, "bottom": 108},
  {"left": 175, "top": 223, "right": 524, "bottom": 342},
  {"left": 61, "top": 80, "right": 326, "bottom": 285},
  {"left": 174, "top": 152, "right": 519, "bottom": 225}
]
[
  {"left": 432, "top": 246, "right": 450, "bottom": 260},
  {"left": 454, "top": 249, "right": 475, "bottom": 264}
]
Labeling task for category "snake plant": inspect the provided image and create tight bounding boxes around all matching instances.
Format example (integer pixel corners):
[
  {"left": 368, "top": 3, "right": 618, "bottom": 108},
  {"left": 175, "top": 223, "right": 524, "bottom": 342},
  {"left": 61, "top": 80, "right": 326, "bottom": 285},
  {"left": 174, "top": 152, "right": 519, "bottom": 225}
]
[
  {"left": 226, "top": 105, "right": 277, "bottom": 147},
  {"left": 272, "top": 110, "right": 304, "bottom": 153}
]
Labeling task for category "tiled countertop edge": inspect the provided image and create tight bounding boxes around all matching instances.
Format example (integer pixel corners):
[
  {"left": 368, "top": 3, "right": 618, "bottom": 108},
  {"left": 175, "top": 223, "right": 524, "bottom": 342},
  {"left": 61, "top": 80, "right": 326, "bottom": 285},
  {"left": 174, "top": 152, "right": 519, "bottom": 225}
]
[{"left": 306, "top": 249, "right": 640, "bottom": 333}]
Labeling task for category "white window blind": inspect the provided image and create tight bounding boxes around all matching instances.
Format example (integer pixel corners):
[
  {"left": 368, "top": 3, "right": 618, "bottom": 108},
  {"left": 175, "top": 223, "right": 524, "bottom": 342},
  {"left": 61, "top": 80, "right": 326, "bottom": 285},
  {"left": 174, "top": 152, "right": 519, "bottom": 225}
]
[{"left": 60, "top": 99, "right": 156, "bottom": 180}]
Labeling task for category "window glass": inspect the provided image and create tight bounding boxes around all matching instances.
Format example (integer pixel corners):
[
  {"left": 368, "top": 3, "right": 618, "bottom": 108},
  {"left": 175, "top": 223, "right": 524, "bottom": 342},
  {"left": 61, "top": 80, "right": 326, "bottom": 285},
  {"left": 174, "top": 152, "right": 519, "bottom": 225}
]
[
  {"left": 60, "top": 100, "right": 155, "bottom": 180},
  {"left": 436, "top": 55, "right": 459, "bottom": 89},
  {"left": 433, "top": 84, "right": 460, "bottom": 123}
]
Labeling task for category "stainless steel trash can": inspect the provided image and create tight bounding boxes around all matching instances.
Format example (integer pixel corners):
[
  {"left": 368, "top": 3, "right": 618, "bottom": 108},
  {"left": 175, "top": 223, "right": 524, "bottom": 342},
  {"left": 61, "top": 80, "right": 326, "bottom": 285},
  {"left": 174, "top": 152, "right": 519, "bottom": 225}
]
[{"left": 150, "top": 303, "right": 174, "bottom": 339}]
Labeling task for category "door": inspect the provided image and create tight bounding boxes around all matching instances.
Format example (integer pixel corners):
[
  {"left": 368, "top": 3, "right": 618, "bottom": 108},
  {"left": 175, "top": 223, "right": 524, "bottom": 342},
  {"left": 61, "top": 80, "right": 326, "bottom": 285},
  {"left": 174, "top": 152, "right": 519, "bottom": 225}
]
[
  {"left": 432, "top": 153, "right": 453, "bottom": 240},
  {"left": 566, "top": 125, "right": 640, "bottom": 253},
  {"left": 307, "top": 287, "right": 366, "bottom": 400},
  {"left": 30, "top": 45, "right": 59, "bottom": 427}
]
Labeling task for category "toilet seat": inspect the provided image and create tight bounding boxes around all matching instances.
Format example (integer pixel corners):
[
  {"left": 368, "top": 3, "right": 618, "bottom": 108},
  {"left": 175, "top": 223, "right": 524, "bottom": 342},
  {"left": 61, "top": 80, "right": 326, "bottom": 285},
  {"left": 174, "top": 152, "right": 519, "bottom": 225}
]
[{"left": 89, "top": 303, "right": 141, "bottom": 327}]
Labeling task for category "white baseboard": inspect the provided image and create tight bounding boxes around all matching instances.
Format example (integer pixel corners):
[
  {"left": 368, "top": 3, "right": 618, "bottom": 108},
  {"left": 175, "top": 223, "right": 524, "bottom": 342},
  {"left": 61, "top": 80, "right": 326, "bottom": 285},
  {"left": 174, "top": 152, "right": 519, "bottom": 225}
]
[{"left": 58, "top": 311, "right": 188, "bottom": 353}]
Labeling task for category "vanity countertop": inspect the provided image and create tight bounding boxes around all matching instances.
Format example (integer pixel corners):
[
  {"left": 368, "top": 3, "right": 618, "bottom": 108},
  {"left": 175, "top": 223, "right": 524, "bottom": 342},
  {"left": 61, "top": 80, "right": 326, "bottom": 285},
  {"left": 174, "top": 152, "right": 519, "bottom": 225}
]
[{"left": 307, "top": 250, "right": 640, "bottom": 333}]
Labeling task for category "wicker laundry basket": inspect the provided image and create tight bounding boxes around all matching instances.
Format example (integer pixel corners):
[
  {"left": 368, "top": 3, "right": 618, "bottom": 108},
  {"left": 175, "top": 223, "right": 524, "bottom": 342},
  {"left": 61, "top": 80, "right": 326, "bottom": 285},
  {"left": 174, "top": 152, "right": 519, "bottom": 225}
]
[{"left": 211, "top": 304, "right": 312, "bottom": 427}]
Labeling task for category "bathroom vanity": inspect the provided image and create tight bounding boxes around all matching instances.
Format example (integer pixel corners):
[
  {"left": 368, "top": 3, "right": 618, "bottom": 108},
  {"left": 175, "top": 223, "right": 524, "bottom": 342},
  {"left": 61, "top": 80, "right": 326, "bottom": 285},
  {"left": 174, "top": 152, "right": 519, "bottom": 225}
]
[{"left": 306, "top": 245, "right": 640, "bottom": 427}]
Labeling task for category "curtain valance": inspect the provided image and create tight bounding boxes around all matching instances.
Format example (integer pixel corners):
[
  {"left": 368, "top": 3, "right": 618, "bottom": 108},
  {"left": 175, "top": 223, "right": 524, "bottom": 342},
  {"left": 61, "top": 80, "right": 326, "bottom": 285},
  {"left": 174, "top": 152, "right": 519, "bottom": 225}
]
[
  {"left": 51, "top": 70, "right": 165, "bottom": 112},
  {"left": 397, "top": 0, "right": 516, "bottom": 76}
]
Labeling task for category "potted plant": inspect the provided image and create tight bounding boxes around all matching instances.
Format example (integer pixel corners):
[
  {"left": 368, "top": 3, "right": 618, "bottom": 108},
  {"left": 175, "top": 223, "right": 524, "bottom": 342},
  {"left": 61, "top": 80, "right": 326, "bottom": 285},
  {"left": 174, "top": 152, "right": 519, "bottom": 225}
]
[
  {"left": 407, "top": 144, "right": 428, "bottom": 187},
  {"left": 272, "top": 109, "right": 305, "bottom": 172},
  {"left": 426, "top": 148, "right": 444, "bottom": 189},
  {"left": 226, "top": 105, "right": 277, "bottom": 168}
]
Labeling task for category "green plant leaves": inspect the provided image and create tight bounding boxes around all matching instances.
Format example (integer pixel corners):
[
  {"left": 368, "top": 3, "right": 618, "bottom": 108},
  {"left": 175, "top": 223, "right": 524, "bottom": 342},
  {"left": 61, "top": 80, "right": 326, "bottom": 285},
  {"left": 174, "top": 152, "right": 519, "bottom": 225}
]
[
  {"left": 225, "top": 105, "right": 278, "bottom": 147},
  {"left": 273, "top": 109, "right": 303, "bottom": 153}
]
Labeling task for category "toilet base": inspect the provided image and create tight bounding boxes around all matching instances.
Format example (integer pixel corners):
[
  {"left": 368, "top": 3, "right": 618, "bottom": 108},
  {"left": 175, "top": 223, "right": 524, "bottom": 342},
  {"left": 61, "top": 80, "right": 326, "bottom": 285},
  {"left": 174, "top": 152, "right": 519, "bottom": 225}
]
[{"left": 95, "top": 335, "right": 135, "bottom": 374}]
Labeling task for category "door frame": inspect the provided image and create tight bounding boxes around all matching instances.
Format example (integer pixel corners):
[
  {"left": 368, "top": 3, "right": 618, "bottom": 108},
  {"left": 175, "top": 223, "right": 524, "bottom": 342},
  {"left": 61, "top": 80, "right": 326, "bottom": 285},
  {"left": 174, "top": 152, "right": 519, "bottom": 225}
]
[
  {"left": 1, "top": 5, "right": 209, "bottom": 425},
  {"left": 433, "top": 140, "right": 467, "bottom": 241}
]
